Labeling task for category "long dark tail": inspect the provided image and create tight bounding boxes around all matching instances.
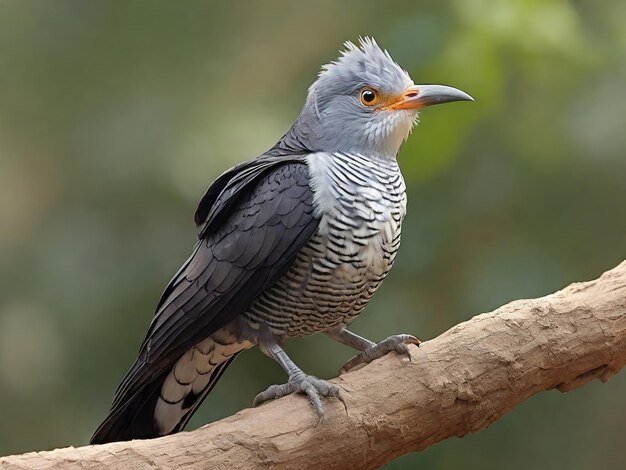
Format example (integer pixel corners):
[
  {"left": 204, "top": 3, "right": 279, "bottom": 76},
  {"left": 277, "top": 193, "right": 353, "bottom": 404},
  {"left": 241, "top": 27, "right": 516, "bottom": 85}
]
[{"left": 91, "top": 349, "right": 241, "bottom": 444}]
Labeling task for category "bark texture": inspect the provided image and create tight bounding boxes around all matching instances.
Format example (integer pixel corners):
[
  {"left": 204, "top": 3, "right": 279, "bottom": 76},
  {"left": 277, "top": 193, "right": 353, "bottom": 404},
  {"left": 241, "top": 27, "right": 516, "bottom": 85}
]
[{"left": 2, "top": 260, "right": 625, "bottom": 470}]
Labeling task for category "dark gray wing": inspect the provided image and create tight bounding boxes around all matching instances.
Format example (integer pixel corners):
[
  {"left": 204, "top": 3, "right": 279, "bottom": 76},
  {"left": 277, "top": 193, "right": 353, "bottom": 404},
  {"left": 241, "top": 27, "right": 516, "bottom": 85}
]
[
  {"left": 143, "top": 157, "right": 318, "bottom": 363},
  {"left": 92, "top": 156, "right": 318, "bottom": 443}
]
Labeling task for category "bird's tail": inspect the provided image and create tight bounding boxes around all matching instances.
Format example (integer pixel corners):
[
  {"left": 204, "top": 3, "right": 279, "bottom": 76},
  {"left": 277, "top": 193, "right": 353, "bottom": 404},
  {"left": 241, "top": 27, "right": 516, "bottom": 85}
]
[{"left": 91, "top": 335, "right": 247, "bottom": 444}]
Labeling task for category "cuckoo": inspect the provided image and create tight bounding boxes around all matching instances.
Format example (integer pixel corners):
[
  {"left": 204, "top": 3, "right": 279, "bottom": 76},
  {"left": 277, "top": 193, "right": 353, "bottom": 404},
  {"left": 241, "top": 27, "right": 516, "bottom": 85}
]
[{"left": 91, "top": 37, "right": 473, "bottom": 444}]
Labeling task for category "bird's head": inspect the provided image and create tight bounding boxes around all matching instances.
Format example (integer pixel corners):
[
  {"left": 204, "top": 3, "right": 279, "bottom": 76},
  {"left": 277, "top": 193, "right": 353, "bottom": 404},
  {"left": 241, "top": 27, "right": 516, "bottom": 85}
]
[{"left": 292, "top": 37, "right": 473, "bottom": 159}]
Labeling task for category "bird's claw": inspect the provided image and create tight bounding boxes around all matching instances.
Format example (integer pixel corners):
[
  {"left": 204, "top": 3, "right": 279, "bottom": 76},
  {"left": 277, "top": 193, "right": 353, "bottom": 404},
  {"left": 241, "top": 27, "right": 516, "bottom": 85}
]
[
  {"left": 253, "top": 373, "right": 343, "bottom": 419},
  {"left": 340, "top": 333, "right": 420, "bottom": 374}
]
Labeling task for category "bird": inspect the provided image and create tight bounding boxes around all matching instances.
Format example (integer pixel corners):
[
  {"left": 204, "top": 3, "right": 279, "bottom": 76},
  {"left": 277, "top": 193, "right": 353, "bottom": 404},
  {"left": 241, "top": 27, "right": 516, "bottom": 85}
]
[{"left": 91, "top": 37, "right": 473, "bottom": 444}]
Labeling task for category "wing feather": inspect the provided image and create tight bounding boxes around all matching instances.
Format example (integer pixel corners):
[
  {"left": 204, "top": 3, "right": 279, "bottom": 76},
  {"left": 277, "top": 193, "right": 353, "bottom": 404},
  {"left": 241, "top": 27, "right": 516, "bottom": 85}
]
[{"left": 97, "top": 157, "right": 318, "bottom": 432}]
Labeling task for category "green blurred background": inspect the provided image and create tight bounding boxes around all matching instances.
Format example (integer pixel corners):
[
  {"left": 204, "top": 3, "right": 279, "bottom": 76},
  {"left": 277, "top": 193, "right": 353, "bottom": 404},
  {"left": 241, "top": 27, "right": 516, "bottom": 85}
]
[{"left": 0, "top": 0, "right": 625, "bottom": 468}]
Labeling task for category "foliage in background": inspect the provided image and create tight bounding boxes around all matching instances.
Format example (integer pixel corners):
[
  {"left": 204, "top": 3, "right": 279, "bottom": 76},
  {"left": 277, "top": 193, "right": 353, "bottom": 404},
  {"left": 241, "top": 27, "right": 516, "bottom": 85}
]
[{"left": 0, "top": 1, "right": 624, "bottom": 468}]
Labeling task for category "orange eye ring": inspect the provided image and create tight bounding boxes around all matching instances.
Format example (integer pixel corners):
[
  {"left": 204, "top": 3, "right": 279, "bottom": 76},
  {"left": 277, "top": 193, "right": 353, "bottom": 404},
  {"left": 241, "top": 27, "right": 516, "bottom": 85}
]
[{"left": 360, "top": 88, "right": 380, "bottom": 106}]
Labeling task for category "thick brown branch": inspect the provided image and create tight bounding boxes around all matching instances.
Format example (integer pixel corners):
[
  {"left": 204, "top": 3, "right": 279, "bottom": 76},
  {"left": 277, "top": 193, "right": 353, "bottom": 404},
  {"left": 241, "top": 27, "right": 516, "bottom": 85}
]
[{"left": 2, "top": 261, "right": 626, "bottom": 470}]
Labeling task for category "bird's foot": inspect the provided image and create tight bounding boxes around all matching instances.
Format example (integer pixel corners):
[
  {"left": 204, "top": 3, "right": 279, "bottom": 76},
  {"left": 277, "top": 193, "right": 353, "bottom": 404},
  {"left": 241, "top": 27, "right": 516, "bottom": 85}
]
[
  {"left": 340, "top": 334, "right": 420, "bottom": 374},
  {"left": 253, "top": 372, "right": 344, "bottom": 419}
]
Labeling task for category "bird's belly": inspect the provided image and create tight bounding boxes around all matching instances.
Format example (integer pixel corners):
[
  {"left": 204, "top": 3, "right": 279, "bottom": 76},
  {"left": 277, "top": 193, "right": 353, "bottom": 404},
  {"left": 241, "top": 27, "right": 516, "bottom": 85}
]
[{"left": 242, "top": 218, "right": 401, "bottom": 338}]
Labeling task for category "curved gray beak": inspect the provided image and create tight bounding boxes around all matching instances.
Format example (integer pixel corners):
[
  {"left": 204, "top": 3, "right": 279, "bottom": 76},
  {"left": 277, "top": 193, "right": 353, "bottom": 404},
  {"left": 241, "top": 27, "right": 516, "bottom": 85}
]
[{"left": 390, "top": 84, "right": 474, "bottom": 110}]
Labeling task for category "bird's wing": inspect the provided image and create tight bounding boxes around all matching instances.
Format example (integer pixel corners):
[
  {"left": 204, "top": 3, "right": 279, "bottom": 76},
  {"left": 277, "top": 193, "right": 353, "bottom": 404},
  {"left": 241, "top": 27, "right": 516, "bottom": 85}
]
[{"left": 108, "top": 156, "right": 318, "bottom": 411}]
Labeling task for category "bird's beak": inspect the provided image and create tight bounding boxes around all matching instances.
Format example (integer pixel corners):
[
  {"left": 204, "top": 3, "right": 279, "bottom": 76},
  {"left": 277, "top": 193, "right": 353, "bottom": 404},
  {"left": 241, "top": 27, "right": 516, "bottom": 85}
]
[{"left": 388, "top": 84, "right": 474, "bottom": 110}]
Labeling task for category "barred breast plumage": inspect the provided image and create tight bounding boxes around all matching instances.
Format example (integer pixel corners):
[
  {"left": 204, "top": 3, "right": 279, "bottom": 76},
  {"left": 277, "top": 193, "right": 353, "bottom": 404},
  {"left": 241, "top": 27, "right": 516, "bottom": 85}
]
[{"left": 242, "top": 152, "right": 406, "bottom": 337}]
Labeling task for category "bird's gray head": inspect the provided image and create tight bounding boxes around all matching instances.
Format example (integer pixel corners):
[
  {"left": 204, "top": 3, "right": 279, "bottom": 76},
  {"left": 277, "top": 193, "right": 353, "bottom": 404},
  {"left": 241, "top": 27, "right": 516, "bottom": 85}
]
[{"left": 279, "top": 37, "right": 472, "bottom": 159}]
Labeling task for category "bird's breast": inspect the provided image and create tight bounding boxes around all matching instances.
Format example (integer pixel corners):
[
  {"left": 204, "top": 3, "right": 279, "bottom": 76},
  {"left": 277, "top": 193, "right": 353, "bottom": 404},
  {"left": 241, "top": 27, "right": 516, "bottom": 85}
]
[{"left": 308, "top": 151, "right": 407, "bottom": 274}]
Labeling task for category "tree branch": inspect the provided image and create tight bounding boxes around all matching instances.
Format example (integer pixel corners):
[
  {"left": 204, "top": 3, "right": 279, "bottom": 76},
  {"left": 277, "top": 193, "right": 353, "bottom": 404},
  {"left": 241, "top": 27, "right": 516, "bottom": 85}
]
[{"left": 2, "top": 261, "right": 626, "bottom": 470}]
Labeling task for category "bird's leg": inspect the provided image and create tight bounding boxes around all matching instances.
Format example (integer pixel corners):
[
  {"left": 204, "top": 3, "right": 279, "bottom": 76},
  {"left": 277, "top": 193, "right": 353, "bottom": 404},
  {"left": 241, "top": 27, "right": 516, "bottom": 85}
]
[
  {"left": 325, "top": 327, "right": 376, "bottom": 351},
  {"left": 326, "top": 327, "right": 420, "bottom": 374},
  {"left": 253, "top": 343, "right": 343, "bottom": 418}
]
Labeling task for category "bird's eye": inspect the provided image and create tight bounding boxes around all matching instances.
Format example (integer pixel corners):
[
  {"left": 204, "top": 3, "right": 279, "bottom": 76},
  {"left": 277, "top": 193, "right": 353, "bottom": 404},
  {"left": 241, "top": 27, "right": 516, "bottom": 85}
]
[{"left": 360, "top": 88, "right": 379, "bottom": 106}]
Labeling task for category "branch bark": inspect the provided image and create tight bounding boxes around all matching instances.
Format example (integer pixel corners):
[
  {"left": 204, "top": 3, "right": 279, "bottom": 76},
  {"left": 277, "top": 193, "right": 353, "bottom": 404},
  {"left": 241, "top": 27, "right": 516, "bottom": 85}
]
[{"left": 2, "top": 261, "right": 626, "bottom": 470}]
